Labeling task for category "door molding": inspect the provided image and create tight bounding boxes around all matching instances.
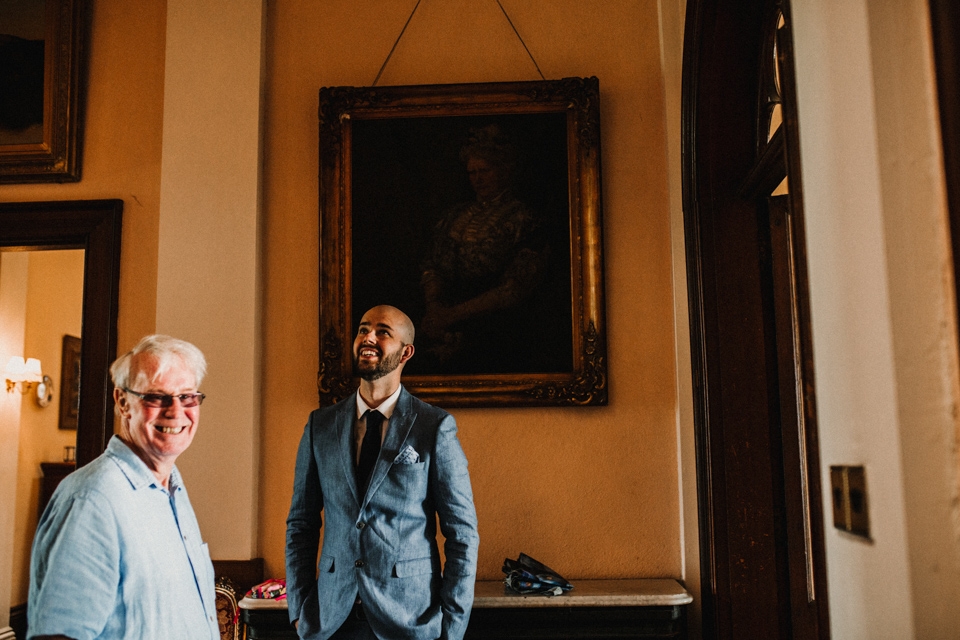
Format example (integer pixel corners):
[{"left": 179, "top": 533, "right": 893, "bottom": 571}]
[
  {"left": 0, "top": 199, "right": 123, "bottom": 466},
  {"left": 681, "top": 1, "right": 829, "bottom": 636}
]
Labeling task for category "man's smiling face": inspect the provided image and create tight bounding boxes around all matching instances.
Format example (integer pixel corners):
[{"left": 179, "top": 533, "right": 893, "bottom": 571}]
[
  {"left": 116, "top": 353, "right": 200, "bottom": 471},
  {"left": 353, "top": 306, "right": 414, "bottom": 381}
]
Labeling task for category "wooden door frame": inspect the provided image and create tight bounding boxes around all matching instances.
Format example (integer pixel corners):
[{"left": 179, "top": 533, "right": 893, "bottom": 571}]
[
  {"left": 681, "top": 0, "right": 829, "bottom": 637},
  {"left": 929, "top": 2, "right": 960, "bottom": 334},
  {"left": 0, "top": 199, "right": 122, "bottom": 466}
]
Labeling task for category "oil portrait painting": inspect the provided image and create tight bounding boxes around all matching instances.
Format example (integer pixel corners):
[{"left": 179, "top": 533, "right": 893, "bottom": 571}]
[{"left": 319, "top": 77, "right": 607, "bottom": 407}]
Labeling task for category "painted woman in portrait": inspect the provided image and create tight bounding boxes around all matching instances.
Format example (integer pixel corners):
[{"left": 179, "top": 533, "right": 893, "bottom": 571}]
[{"left": 419, "top": 124, "right": 552, "bottom": 374}]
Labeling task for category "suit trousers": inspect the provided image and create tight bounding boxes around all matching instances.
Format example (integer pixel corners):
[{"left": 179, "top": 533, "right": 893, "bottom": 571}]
[
  {"left": 328, "top": 602, "right": 441, "bottom": 640},
  {"left": 329, "top": 603, "right": 378, "bottom": 640}
]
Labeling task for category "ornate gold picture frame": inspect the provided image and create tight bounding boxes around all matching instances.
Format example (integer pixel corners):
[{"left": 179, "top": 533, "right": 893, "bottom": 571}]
[
  {"left": 0, "top": 0, "right": 85, "bottom": 183},
  {"left": 319, "top": 77, "right": 606, "bottom": 407}
]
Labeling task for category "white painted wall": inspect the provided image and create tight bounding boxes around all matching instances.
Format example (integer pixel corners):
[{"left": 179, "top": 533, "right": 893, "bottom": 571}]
[
  {"left": 156, "top": 0, "right": 265, "bottom": 560},
  {"left": 792, "top": 0, "right": 960, "bottom": 637}
]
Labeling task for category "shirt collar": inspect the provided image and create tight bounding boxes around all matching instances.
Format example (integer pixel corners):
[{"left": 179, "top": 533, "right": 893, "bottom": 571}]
[
  {"left": 356, "top": 384, "right": 402, "bottom": 421},
  {"left": 105, "top": 435, "right": 183, "bottom": 493}
]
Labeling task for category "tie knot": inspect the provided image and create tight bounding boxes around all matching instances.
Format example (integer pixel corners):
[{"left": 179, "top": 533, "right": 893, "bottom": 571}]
[{"left": 365, "top": 410, "right": 384, "bottom": 431}]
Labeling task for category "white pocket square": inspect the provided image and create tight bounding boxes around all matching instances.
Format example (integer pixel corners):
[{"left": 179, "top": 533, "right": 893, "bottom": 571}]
[{"left": 394, "top": 445, "right": 420, "bottom": 464}]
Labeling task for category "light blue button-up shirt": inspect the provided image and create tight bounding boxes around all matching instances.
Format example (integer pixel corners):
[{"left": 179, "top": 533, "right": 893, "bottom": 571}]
[{"left": 28, "top": 436, "right": 219, "bottom": 640}]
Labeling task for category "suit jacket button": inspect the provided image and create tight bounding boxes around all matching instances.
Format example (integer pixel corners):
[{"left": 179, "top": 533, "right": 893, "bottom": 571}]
[
  {"left": 356, "top": 522, "right": 365, "bottom": 529},
  {"left": 355, "top": 560, "right": 365, "bottom": 568}
]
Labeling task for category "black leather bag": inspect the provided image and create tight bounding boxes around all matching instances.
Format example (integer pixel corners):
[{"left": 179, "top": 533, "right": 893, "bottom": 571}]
[{"left": 502, "top": 553, "right": 574, "bottom": 596}]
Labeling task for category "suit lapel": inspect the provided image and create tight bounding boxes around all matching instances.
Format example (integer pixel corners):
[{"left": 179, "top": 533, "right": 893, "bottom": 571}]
[
  {"left": 383, "top": 387, "right": 417, "bottom": 453},
  {"left": 364, "top": 387, "right": 418, "bottom": 504}
]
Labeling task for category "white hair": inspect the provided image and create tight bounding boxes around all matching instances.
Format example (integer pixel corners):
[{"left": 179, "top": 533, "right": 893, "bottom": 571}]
[{"left": 110, "top": 334, "right": 207, "bottom": 391}]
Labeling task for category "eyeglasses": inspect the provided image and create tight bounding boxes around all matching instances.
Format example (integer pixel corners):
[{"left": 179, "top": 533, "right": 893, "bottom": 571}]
[{"left": 123, "top": 387, "right": 206, "bottom": 408}]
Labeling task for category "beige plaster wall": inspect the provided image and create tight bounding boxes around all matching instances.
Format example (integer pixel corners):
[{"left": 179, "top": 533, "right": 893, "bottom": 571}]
[
  {"left": 10, "top": 250, "right": 84, "bottom": 606},
  {"left": 154, "top": 0, "right": 264, "bottom": 562},
  {"left": 259, "top": 0, "right": 682, "bottom": 581}
]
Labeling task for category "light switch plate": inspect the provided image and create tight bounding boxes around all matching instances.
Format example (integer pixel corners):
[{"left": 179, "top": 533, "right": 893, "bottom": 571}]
[{"left": 829, "top": 465, "right": 870, "bottom": 539}]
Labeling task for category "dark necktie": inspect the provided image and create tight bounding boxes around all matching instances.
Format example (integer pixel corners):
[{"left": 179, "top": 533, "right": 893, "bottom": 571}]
[{"left": 357, "top": 410, "right": 384, "bottom": 494}]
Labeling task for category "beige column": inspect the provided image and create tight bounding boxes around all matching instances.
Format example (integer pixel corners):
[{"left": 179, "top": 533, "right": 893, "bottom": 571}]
[{"left": 156, "top": 0, "right": 266, "bottom": 559}]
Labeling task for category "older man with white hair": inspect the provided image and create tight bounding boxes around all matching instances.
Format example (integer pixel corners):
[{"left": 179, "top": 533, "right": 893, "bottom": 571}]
[{"left": 28, "top": 334, "right": 219, "bottom": 640}]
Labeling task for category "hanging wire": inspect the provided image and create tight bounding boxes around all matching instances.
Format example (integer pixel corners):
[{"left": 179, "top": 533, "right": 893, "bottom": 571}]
[
  {"left": 372, "top": 0, "right": 424, "bottom": 86},
  {"left": 372, "top": 0, "right": 546, "bottom": 86},
  {"left": 496, "top": 0, "right": 545, "bottom": 80}
]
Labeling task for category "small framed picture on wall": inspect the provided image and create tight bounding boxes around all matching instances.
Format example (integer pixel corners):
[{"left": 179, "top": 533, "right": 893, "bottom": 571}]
[{"left": 58, "top": 334, "right": 80, "bottom": 430}]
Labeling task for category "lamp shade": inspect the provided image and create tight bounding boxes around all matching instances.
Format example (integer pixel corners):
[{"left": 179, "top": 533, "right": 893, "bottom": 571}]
[
  {"left": 4, "top": 356, "right": 43, "bottom": 383},
  {"left": 4, "top": 356, "right": 26, "bottom": 381},
  {"left": 24, "top": 358, "right": 43, "bottom": 382}
]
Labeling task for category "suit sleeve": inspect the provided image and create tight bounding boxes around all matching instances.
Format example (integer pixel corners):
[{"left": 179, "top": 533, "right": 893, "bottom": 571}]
[
  {"left": 431, "top": 413, "right": 480, "bottom": 640},
  {"left": 285, "top": 417, "right": 324, "bottom": 625}
]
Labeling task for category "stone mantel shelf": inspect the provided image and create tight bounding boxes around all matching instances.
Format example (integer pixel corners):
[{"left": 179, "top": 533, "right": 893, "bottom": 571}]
[
  {"left": 473, "top": 579, "right": 692, "bottom": 608},
  {"left": 239, "top": 579, "right": 692, "bottom": 611}
]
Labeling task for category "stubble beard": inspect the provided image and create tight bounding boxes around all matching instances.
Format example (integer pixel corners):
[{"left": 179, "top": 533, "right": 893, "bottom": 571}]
[{"left": 354, "top": 346, "right": 404, "bottom": 381}]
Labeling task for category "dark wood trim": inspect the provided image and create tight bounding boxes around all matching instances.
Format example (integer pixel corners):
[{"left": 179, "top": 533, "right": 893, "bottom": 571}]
[
  {"left": 929, "top": 1, "right": 960, "bottom": 345},
  {"left": 682, "top": 0, "right": 829, "bottom": 637},
  {"left": 0, "top": 199, "right": 122, "bottom": 466},
  {"left": 9, "top": 602, "right": 27, "bottom": 639},
  {"left": 739, "top": 128, "right": 786, "bottom": 199},
  {"left": 774, "top": 7, "right": 831, "bottom": 633},
  {"left": 680, "top": 0, "right": 717, "bottom": 629},
  {"left": 684, "top": 0, "right": 773, "bottom": 635}
]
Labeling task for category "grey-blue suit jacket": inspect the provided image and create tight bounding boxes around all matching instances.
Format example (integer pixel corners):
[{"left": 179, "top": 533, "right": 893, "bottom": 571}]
[{"left": 285, "top": 387, "right": 479, "bottom": 640}]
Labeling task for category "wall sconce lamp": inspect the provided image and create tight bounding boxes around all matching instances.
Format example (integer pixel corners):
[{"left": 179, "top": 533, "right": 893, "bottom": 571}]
[
  {"left": 5, "top": 356, "right": 43, "bottom": 392},
  {"left": 4, "top": 356, "right": 54, "bottom": 406}
]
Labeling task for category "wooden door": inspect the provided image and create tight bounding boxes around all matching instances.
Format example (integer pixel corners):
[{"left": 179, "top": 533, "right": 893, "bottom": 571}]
[{"left": 682, "top": 0, "right": 830, "bottom": 637}]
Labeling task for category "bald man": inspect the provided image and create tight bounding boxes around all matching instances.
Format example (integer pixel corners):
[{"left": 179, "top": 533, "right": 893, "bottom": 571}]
[{"left": 286, "top": 306, "right": 479, "bottom": 640}]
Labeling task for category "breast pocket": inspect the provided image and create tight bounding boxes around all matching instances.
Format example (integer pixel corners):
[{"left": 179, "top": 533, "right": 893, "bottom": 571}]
[{"left": 380, "top": 462, "right": 428, "bottom": 503}]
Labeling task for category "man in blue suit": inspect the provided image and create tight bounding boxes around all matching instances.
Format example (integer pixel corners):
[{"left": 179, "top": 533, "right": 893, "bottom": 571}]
[{"left": 286, "top": 305, "right": 480, "bottom": 640}]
